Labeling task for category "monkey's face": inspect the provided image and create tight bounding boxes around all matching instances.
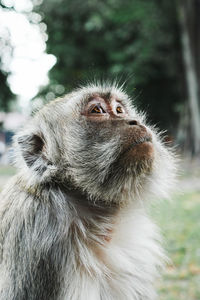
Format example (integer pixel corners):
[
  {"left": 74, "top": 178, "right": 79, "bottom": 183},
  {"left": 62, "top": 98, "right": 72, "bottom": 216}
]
[
  {"left": 59, "top": 87, "right": 168, "bottom": 203},
  {"left": 82, "top": 95, "right": 154, "bottom": 167},
  {"left": 16, "top": 85, "right": 175, "bottom": 203}
]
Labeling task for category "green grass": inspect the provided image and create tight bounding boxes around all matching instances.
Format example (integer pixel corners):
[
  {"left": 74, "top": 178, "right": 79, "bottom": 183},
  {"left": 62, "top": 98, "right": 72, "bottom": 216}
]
[
  {"left": 0, "top": 165, "right": 16, "bottom": 176},
  {"left": 151, "top": 192, "right": 200, "bottom": 300}
]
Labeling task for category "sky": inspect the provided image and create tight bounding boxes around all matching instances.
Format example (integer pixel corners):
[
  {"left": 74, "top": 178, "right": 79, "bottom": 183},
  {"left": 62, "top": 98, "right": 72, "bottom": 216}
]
[{"left": 0, "top": 0, "right": 56, "bottom": 113}]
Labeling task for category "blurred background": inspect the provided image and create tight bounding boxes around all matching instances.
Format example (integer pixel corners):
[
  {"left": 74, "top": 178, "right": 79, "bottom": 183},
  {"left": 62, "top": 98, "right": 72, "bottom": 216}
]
[{"left": 0, "top": 0, "right": 200, "bottom": 299}]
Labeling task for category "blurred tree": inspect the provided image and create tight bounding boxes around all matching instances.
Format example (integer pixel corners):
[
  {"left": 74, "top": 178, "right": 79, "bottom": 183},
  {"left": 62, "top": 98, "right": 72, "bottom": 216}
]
[
  {"left": 34, "top": 0, "right": 200, "bottom": 154},
  {"left": 176, "top": 0, "right": 200, "bottom": 155},
  {"left": 34, "top": 0, "right": 183, "bottom": 130},
  {"left": 0, "top": 69, "right": 14, "bottom": 111},
  {"left": 0, "top": 3, "right": 15, "bottom": 112}
]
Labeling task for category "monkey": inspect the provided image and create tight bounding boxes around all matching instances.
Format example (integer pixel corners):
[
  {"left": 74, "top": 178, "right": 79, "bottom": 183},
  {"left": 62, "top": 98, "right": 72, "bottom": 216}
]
[{"left": 0, "top": 83, "right": 176, "bottom": 300}]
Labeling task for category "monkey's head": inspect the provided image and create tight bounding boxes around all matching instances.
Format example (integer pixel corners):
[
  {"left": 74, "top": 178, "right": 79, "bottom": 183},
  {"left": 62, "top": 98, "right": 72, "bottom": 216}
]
[{"left": 15, "top": 83, "right": 175, "bottom": 204}]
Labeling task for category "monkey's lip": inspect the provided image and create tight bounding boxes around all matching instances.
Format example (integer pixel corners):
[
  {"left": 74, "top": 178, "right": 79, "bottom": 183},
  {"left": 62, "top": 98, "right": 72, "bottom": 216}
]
[
  {"left": 131, "top": 135, "right": 152, "bottom": 147},
  {"left": 119, "top": 134, "right": 153, "bottom": 160},
  {"left": 123, "top": 134, "right": 153, "bottom": 154}
]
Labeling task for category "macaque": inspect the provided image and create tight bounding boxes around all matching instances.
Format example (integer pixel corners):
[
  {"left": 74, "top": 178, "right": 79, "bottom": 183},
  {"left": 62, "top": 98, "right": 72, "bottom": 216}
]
[{"left": 0, "top": 83, "right": 175, "bottom": 300}]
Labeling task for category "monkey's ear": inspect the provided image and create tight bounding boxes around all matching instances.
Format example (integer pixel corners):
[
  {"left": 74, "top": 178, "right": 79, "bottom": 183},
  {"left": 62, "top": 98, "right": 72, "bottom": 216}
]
[
  {"left": 16, "top": 132, "right": 57, "bottom": 180},
  {"left": 17, "top": 133, "right": 45, "bottom": 168},
  {"left": 13, "top": 131, "right": 58, "bottom": 182}
]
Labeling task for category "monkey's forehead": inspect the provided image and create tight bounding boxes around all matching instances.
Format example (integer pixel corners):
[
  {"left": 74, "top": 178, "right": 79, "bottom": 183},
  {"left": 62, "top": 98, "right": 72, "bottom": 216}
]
[
  {"left": 39, "top": 84, "right": 136, "bottom": 118},
  {"left": 75, "top": 84, "right": 128, "bottom": 99},
  {"left": 64, "top": 84, "right": 133, "bottom": 108}
]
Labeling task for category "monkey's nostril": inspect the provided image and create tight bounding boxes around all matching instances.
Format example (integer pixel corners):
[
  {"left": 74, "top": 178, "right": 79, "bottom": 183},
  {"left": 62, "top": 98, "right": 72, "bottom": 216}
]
[{"left": 128, "top": 120, "right": 138, "bottom": 126}]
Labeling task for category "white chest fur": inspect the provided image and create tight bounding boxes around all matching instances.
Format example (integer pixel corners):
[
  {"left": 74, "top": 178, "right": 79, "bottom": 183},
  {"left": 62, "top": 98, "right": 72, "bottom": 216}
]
[{"left": 61, "top": 209, "right": 164, "bottom": 300}]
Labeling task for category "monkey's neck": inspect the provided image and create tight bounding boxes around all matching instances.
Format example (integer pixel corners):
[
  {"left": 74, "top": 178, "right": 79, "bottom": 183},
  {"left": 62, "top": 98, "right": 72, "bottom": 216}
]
[
  {"left": 18, "top": 176, "right": 120, "bottom": 219},
  {"left": 53, "top": 181, "right": 119, "bottom": 245}
]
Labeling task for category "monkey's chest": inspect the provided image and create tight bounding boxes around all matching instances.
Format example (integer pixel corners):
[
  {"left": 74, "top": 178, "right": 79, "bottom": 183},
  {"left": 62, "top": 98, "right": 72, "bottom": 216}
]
[{"left": 61, "top": 215, "right": 160, "bottom": 300}]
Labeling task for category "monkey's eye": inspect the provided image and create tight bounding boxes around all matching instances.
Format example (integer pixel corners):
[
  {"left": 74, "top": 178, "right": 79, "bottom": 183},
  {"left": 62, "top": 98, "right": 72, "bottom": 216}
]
[
  {"left": 116, "top": 106, "right": 124, "bottom": 114},
  {"left": 90, "top": 104, "right": 106, "bottom": 114}
]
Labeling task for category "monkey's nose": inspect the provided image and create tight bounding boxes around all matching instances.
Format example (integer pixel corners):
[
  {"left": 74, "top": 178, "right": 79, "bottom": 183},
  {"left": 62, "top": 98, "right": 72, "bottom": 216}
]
[{"left": 128, "top": 120, "right": 139, "bottom": 126}]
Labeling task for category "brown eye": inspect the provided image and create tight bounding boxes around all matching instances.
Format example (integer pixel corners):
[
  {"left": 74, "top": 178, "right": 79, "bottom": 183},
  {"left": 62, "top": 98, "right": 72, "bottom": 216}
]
[
  {"left": 116, "top": 106, "right": 123, "bottom": 114},
  {"left": 90, "top": 104, "right": 106, "bottom": 114}
]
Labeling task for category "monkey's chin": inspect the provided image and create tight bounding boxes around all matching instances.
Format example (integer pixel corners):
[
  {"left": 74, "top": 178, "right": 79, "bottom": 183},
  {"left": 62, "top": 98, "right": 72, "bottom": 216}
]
[
  {"left": 126, "top": 141, "right": 154, "bottom": 175},
  {"left": 128, "top": 141, "right": 154, "bottom": 160}
]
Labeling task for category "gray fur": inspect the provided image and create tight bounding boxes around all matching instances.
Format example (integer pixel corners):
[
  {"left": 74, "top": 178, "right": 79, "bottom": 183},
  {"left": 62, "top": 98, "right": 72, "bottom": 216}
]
[{"left": 0, "top": 83, "right": 176, "bottom": 300}]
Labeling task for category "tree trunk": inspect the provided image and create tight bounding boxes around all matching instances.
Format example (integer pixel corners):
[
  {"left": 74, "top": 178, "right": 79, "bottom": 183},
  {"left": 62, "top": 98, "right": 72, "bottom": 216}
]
[{"left": 177, "top": 0, "right": 200, "bottom": 155}]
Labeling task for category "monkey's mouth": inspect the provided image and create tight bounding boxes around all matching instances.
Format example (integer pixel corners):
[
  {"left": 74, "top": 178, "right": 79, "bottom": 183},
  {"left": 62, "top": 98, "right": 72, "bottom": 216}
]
[
  {"left": 119, "top": 133, "right": 154, "bottom": 174},
  {"left": 125, "top": 134, "right": 153, "bottom": 153},
  {"left": 130, "top": 135, "right": 152, "bottom": 148},
  {"left": 117, "top": 133, "right": 154, "bottom": 165},
  {"left": 121, "top": 133, "right": 154, "bottom": 162}
]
